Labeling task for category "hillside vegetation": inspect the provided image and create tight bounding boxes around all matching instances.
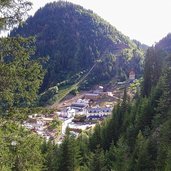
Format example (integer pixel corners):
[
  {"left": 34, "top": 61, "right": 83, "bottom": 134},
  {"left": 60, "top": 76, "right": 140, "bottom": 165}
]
[
  {"left": 156, "top": 33, "right": 171, "bottom": 53},
  {"left": 11, "top": 1, "right": 144, "bottom": 92},
  {"left": 1, "top": 1, "right": 171, "bottom": 170},
  {"left": 39, "top": 36, "right": 171, "bottom": 171}
]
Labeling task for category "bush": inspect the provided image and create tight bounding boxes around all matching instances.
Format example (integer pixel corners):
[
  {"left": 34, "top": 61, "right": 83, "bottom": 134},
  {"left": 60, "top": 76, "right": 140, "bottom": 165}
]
[{"left": 38, "top": 86, "right": 58, "bottom": 106}]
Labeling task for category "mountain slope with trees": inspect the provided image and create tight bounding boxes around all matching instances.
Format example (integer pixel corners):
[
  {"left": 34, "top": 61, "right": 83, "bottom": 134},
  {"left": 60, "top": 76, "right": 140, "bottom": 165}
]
[
  {"left": 11, "top": 1, "right": 144, "bottom": 91},
  {"left": 0, "top": 0, "right": 171, "bottom": 170},
  {"left": 156, "top": 33, "right": 171, "bottom": 53},
  {"left": 41, "top": 38, "right": 171, "bottom": 171}
]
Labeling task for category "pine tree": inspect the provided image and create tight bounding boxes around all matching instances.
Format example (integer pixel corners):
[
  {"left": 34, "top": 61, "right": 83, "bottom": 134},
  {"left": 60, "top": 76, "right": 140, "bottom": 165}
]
[
  {"left": 142, "top": 47, "right": 154, "bottom": 97},
  {"left": 89, "top": 123, "right": 102, "bottom": 150},
  {"left": 78, "top": 133, "right": 91, "bottom": 169},
  {"left": 110, "top": 138, "right": 129, "bottom": 171},
  {"left": 156, "top": 67, "right": 171, "bottom": 120},
  {"left": 90, "top": 146, "right": 107, "bottom": 171},
  {"left": 57, "top": 133, "right": 81, "bottom": 171},
  {"left": 142, "top": 47, "right": 164, "bottom": 97}
]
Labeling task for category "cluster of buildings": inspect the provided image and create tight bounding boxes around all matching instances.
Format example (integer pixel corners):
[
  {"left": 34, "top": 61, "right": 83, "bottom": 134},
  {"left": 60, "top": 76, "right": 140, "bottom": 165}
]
[
  {"left": 22, "top": 113, "right": 59, "bottom": 141},
  {"left": 55, "top": 86, "right": 114, "bottom": 136},
  {"left": 57, "top": 70, "right": 136, "bottom": 136},
  {"left": 59, "top": 103, "right": 112, "bottom": 120},
  {"left": 22, "top": 87, "right": 113, "bottom": 142},
  {"left": 58, "top": 86, "right": 113, "bottom": 120},
  {"left": 23, "top": 71, "right": 136, "bottom": 142}
]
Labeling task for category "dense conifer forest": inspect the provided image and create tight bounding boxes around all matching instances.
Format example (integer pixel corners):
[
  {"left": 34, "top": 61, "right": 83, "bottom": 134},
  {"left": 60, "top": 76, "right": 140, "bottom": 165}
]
[{"left": 0, "top": 1, "right": 170, "bottom": 171}]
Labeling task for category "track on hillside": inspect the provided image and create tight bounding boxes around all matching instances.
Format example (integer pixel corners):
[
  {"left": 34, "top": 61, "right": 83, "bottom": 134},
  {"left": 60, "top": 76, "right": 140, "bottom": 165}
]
[{"left": 50, "top": 62, "right": 97, "bottom": 108}]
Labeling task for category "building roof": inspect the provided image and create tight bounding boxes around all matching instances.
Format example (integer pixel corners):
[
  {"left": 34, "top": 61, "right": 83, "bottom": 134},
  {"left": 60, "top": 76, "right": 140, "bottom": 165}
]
[
  {"left": 99, "top": 86, "right": 104, "bottom": 89},
  {"left": 88, "top": 107, "right": 112, "bottom": 113},
  {"left": 88, "top": 115, "right": 101, "bottom": 119},
  {"left": 85, "top": 93, "right": 99, "bottom": 96},
  {"left": 71, "top": 103, "right": 88, "bottom": 108}
]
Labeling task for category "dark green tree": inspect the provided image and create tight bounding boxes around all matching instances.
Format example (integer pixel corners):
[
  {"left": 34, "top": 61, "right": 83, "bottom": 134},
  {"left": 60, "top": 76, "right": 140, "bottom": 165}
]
[
  {"left": 57, "top": 133, "right": 81, "bottom": 171},
  {"left": 0, "top": 119, "right": 44, "bottom": 171},
  {"left": 0, "top": 37, "right": 45, "bottom": 114},
  {"left": 156, "top": 67, "right": 171, "bottom": 119},
  {"left": 142, "top": 47, "right": 164, "bottom": 97},
  {"left": 90, "top": 146, "right": 107, "bottom": 171}
]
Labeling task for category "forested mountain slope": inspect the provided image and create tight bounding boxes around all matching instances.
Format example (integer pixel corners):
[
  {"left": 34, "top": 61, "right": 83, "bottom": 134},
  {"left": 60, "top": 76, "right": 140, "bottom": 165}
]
[
  {"left": 156, "top": 33, "right": 171, "bottom": 53},
  {"left": 40, "top": 37, "right": 171, "bottom": 171},
  {"left": 11, "top": 1, "right": 144, "bottom": 91},
  {"left": 1, "top": 0, "right": 171, "bottom": 170}
]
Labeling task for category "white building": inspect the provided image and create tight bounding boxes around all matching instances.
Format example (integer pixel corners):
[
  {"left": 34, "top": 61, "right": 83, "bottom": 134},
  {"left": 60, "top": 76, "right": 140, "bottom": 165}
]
[
  {"left": 87, "top": 107, "right": 112, "bottom": 118},
  {"left": 93, "top": 85, "right": 104, "bottom": 94},
  {"left": 60, "top": 107, "right": 76, "bottom": 118},
  {"left": 61, "top": 117, "right": 74, "bottom": 134},
  {"left": 129, "top": 70, "right": 135, "bottom": 80},
  {"left": 71, "top": 100, "right": 89, "bottom": 115}
]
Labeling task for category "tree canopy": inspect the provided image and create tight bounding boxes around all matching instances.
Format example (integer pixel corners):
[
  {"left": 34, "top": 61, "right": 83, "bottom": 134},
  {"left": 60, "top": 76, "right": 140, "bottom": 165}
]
[{"left": 0, "top": 0, "right": 32, "bottom": 30}]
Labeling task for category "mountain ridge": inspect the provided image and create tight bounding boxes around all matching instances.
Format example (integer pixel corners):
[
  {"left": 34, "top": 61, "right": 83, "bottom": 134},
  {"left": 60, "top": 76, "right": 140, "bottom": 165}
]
[{"left": 11, "top": 1, "right": 145, "bottom": 91}]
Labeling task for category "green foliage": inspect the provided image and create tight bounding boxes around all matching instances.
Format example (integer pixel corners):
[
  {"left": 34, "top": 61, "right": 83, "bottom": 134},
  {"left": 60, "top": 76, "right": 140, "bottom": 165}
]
[
  {"left": 89, "top": 146, "right": 107, "bottom": 171},
  {"left": 57, "top": 134, "right": 81, "bottom": 171},
  {"left": 142, "top": 47, "right": 165, "bottom": 97},
  {"left": 0, "top": 119, "right": 44, "bottom": 171},
  {"left": 48, "top": 118, "right": 61, "bottom": 133},
  {"left": 156, "top": 33, "right": 171, "bottom": 53},
  {"left": 0, "top": 1, "right": 48, "bottom": 170},
  {"left": 1, "top": 1, "right": 171, "bottom": 170},
  {"left": 45, "top": 43, "right": 171, "bottom": 171},
  {"left": 38, "top": 86, "right": 58, "bottom": 106},
  {"left": 10, "top": 1, "right": 144, "bottom": 91},
  {"left": 156, "top": 67, "right": 171, "bottom": 118},
  {"left": 0, "top": 36, "right": 45, "bottom": 114},
  {"left": 110, "top": 139, "right": 129, "bottom": 171}
]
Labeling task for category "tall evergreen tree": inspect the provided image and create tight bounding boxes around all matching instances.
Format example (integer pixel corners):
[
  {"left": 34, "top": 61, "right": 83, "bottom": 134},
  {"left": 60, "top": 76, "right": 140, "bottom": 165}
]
[
  {"left": 142, "top": 47, "right": 164, "bottom": 97},
  {"left": 156, "top": 67, "right": 171, "bottom": 118},
  {"left": 57, "top": 133, "right": 81, "bottom": 171},
  {"left": 90, "top": 146, "right": 107, "bottom": 171}
]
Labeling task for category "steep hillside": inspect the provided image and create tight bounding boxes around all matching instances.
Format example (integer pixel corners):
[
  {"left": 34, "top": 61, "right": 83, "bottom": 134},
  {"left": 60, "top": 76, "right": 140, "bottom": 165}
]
[
  {"left": 133, "top": 39, "right": 149, "bottom": 51},
  {"left": 11, "top": 1, "right": 144, "bottom": 91},
  {"left": 156, "top": 33, "right": 171, "bottom": 53}
]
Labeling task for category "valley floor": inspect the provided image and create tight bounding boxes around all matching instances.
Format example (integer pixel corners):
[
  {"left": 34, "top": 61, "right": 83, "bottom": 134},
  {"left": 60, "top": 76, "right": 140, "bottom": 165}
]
[{"left": 23, "top": 79, "right": 139, "bottom": 143}]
